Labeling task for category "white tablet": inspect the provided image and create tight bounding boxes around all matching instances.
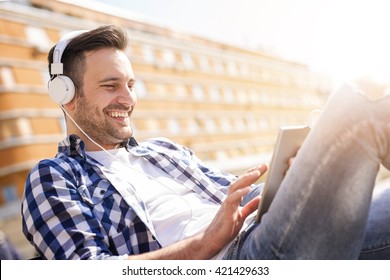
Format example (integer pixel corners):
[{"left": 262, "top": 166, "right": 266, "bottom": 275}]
[{"left": 255, "top": 125, "right": 310, "bottom": 223}]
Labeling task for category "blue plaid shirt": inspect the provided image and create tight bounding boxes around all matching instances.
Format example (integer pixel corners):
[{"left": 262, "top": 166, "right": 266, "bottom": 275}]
[{"left": 22, "top": 135, "right": 260, "bottom": 260}]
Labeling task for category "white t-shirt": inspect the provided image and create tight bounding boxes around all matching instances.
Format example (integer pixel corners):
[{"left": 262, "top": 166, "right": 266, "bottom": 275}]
[{"left": 87, "top": 148, "right": 254, "bottom": 259}]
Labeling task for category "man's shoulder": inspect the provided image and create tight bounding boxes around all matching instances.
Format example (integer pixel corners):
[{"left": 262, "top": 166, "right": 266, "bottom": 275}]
[
  {"left": 28, "top": 152, "right": 81, "bottom": 176},
  {"left": 140, "top": 136, "right": 175, "bottom": 144},
  {"left": 139, "top": 137, "right": 184, "bottom": 150}
]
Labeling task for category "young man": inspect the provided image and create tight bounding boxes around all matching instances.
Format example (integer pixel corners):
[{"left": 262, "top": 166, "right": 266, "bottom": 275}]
[{"left": 22, "top": 25, "right": 390, "bottom": 260}]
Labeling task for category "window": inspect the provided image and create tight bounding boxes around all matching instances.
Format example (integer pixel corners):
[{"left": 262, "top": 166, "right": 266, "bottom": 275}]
[
  {"left": 227, "top": 61, "right": 238, "bottom": 76},
  {"left": 258, "top": 118, "right": 270, "bottom": 130},
  {"left": 162, "top": 49, "right": 176, "bottom": 66},
  {"left": 236, "top": 89, "right": 248, "bottom": 104},
  {"left": 233, "top": 118, "right": 246, "bottom": 131},
  {"left": 167, "top": 119, "right": 180, "bottom": 134},
  {"left": 135, "top": 80, "right": 147, "bottom": 98},
  {"left": 25, "top": 26, "right": 51, "bottom": 51},
  {"left": 198, "top": 56, "right": 210, "bottom": 72},
  {"left": 249, "top": 65, "right": 260, "bottom": 79},
  {"left": 17, "top": 118, "right": 32, "bottom": 137},
  {"left": 212, "top": 60, "right": 225, "bottom": 74},
  {"left": 246, "top": 115, "right": 258, "bottom": 131},
  {"left": 154, "top": 83, "right": 166, "bottom": 96},
  {"left": 145, "top": 119, "right": 159, "bottom": 131},
  {"left": 1, "top": 118, "right": 33, "bottom": 141},
  {"left": 204, "top": 119, "right": 216, "bottom": 132},
  {"left": 239, "top": 63, "right": 250, "bottom": 77},
  {"left": 0, "top": 67, "right": 15, "bottom": 87},
  {"left": 184, "top": 119, "right": 199, "bottom": 134},
  {"left": 181, "top": 52, "right": 194, "bottom": 70},
  {"left": 261, "top": 69, "right": 271, "bottom": 81},
  {"left": 173, "top": 84, "right": 187, "bottom": 99},
  {"left": 219, "top": 118, "right": 232, "bottom": 132},
  {"left": 215, "top": 150, "right": 228, "bottom": 160},
  {"left": 148, "top": 83, "right": 166, "bottom": 96},
  {"left": 208, "top": 86, "right": 220, "bottom": 102},
  {"left": 258, "top": 93, "right": 271, "bottom": 106},
  {"left": 192, "top": 84, "right": 204, "bottom": 101},
  {"left": 223, "top": 87, "right": 234, "bottom": 103},
  {"left": 142, "top": 45, "right": 156, "bottom": 64},
  {"left": 249, "top": 90, "right": 259, "bottom": 103}
]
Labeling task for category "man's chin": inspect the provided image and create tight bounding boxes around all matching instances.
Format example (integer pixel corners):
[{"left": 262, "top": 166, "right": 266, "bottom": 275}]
[{"left": 115, "top": 131, "right": 134, "bottom": 142}]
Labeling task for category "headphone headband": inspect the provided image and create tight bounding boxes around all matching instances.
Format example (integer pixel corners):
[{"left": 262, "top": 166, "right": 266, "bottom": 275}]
[{"left": 51, "top": 30, "right": 89, "bottom": 75}]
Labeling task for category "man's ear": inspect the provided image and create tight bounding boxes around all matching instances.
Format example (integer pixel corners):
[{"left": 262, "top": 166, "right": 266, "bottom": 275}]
[{"left": 64, "top": 95, "right": 77, "bottom": 111}]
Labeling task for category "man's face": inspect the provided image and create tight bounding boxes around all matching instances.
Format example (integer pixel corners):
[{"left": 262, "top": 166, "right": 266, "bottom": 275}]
[{"left": 73, "top": 47, "right": 137, "bottom": 150}]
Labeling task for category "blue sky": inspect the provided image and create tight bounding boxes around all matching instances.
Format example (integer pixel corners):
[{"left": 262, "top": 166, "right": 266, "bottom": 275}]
[{"left": 91, "top": 0, "right": 390, "bottom": 85}]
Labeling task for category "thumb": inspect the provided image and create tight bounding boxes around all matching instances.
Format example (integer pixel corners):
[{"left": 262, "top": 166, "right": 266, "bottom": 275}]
[{"left": 241, "top": 196, "right": 261, "bottom": 220}]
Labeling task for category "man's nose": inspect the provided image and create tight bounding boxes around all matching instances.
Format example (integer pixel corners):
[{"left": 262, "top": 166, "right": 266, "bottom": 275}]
[{"left": 117, "top": 86, "right": 137, "bottom": 106}]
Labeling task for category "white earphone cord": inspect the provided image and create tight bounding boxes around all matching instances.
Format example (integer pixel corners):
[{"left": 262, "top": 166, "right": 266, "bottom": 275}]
[{"left": 61, "top": 105, "right": 109, "bottom": 153}]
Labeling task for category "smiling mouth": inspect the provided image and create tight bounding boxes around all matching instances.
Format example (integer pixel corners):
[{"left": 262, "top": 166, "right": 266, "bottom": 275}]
[{"left": 108, "top": 111, "right": 129, "bottom": 118}]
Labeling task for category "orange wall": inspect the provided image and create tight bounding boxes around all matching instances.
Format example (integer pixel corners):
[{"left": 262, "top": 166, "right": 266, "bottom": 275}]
[
  {"left": 0, "top": 143, "right": 59, "bottom": 169},
  {"left": 0, "top": 93, "right": 59, "bottom": 111}
]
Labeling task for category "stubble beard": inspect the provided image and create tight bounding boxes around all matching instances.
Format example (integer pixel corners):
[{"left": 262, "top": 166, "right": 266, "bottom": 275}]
[{"left": 74, "top": 97, "right": 133, "bottom": 147}]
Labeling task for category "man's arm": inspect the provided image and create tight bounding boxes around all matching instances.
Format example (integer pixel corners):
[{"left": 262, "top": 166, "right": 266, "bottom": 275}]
[
  {"left": 128, "top": 164, "right": 267, "bottom": 260},
  {"left": 22, "top": 160, "right": 131, "bottom": 260}
]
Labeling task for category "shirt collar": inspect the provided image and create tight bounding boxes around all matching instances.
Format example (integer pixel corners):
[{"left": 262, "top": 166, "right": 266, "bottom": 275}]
[{"left": 58, "top": 134, "right": 139, "bottom": 158}]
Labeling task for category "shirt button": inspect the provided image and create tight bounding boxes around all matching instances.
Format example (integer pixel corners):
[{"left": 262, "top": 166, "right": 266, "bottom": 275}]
[{"left": 100, "top": 190, "right": 106, "bottom": 195}]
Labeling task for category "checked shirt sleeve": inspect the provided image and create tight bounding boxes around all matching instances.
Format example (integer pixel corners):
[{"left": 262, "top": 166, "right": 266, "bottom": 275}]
[
  {"left": 188, "top": 148, "right": 263, "bottom": 204},
  {"left": 21, "top": 159, "right": 128, "bottom": 260},
  {"left": 170, "top": 139, "right": 264, "bottom": 205}
]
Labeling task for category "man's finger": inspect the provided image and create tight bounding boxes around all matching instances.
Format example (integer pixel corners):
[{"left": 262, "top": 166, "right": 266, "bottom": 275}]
[
  {"left": 229, "top": 164, "right": 267, "bottom": 194},
  {"left": 241, "top": 196, "right": 261, "bottom": 219}
]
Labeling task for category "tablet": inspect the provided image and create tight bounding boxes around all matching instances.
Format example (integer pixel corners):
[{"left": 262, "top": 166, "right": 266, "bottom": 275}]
[{"left": 255, "top": 125, "right": 310, "bottom": 223}]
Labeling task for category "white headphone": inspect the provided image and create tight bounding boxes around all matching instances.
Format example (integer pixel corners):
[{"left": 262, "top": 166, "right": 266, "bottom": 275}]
[{"left": 48, "top": 30, "right": 88, "bottom": 105}]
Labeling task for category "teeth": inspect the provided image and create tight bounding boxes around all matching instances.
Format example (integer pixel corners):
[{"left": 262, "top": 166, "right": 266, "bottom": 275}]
[{"left": 110, "top": 112, "right": 128, "bottom": 118}]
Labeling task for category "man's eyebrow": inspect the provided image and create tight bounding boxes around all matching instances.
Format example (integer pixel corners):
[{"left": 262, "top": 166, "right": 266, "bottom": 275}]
[
  {"left": 98, "top": 77, "right": 136, "bottom": 83},
  {"left": 98, "top": 77, "right": 120, "bottom": 83}
]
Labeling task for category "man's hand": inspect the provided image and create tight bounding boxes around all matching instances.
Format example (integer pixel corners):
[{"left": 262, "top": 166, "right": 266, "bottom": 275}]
[
  {"left": 128, "top": 164, "right": 267, "bottom": 260},
  {"left": 202, "top": 164, "right": 268, "bottom": 254}
]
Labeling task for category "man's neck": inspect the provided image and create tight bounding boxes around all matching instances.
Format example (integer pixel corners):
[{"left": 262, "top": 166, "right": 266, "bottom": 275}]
[{"left": 67, "top": 132, "right": 122, "bottom": 151}]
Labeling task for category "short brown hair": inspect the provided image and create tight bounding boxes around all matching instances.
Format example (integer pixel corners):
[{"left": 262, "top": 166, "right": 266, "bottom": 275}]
[{"left": 48, "top": 25, "right": 128, "bottom": 93}]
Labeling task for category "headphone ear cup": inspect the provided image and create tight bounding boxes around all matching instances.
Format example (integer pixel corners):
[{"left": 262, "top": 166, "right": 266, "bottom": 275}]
[{"left": 48, "top": 75, "right": 75, "bottom": 105}]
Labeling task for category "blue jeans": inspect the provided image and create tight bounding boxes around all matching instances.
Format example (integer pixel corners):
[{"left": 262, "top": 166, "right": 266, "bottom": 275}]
[
  {"left": 359, "top": 184, "right": 390, "bottom": 259},
  {"left": 235, "top": 84, "right": 390, "bottom": 259}
]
